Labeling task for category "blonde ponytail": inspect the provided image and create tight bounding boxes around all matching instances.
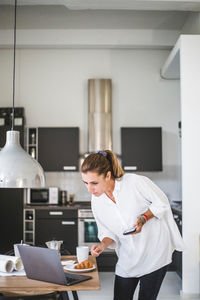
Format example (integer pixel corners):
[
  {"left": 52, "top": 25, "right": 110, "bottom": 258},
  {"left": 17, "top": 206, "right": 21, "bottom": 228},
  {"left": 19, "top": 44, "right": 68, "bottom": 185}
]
[
  {"left": 81, "top": 150, "right": 124, "bottom": 179},
  {"left": 103, "top": 150, "right": 124, "bottom": 178}
]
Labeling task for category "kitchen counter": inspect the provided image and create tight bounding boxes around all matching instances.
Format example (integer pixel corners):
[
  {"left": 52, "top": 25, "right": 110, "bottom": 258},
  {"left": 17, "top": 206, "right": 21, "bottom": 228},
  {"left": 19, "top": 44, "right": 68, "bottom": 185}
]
[
  {"left": 24, "top": 201, "right": 91, "bottom": 210},
  {"left": 25, "top": 201, "right": 182, "bottom": 216}
]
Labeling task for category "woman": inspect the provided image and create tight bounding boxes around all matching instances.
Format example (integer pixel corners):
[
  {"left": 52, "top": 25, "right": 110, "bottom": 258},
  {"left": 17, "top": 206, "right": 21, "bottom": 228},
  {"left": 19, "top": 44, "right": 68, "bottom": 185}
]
[{"left": 81, "top": 150, "right": 184, "bottom": 300}]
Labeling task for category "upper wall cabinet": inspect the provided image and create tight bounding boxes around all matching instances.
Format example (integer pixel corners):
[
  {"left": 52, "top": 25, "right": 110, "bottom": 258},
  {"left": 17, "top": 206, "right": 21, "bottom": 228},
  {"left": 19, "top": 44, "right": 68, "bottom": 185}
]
[
  {"left": 121, "top": 127, "right": 162, "bottom": 172},
  {"left": 38, "top": 127, "right": 79, "bottom": 172}
]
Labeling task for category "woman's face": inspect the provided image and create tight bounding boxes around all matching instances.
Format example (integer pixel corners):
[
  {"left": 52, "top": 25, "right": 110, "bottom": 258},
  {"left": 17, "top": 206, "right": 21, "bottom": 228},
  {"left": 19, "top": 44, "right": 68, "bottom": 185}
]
[{"left": 82, "top": 171, "right": 111, "bottom": 197}]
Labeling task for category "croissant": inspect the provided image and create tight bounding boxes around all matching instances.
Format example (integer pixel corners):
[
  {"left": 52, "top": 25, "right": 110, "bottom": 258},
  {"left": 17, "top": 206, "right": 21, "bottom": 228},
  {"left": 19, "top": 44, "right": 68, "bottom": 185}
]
[{"left": 74, "top": 260, "right": 93, "bottom": 269}]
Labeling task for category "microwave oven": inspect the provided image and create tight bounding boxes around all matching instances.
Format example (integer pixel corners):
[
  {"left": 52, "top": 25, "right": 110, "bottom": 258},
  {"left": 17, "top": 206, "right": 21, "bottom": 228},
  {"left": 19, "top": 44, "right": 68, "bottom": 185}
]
[{"left": 27, "top": 187, "right": 59, "bottom": 205}]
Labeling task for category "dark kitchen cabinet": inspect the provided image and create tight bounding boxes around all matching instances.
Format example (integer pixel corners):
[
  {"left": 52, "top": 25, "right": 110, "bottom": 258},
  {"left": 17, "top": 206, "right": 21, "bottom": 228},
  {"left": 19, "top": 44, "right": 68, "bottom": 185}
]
[
  {"left": 172, "top": 250, "right": 182, "bottom": 278},
  {"left": 172, "top": 206, "right": 182, "bottom": 278},
  {"left": 38, "top": 127, "right": 79, "bottom": 172},
  {"left": 121, "top": 127, "right": 162, "bottom": 172},
  {"left": 0, "top": 108, "right": 24, "bottom": 254},
  {"left": 0, "top": 189, "right": 23, "bottom": 253},
  {"left": 35, "top": 209, "right": 78, "bottom": 255},
  {"left": 97, "top": 252, "right": 118, "bottom": 272}
]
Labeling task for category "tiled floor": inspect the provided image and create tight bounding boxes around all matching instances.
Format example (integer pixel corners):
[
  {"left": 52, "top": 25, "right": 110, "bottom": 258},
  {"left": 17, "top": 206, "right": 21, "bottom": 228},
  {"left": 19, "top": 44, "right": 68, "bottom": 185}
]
[{"left": 68, "top": 271, "right": 198, "bottom": 300}]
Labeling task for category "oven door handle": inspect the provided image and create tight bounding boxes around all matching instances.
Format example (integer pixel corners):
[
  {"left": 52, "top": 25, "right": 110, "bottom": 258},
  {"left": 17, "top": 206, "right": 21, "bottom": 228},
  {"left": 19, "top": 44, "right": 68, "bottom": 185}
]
[{"left": 79, "top": 218, "right": 95, "bottom": 222}]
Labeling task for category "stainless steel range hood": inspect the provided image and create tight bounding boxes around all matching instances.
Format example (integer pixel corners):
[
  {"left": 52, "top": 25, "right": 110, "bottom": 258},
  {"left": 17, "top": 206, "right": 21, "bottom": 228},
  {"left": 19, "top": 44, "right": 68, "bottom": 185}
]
[{"left": 88, "top": 79, "right": 112, "bottom": 152}]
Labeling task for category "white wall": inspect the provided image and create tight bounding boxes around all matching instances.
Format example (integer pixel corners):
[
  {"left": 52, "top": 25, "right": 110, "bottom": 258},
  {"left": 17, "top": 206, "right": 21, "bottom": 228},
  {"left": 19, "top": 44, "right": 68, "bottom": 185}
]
[
  {"left": 181, "top": 12, "right": 200, "bottom": 34},
  {"left": 180, "top": 35, "right": 200, "bottom": 296},
  {"left": 0, "top": 48, "right": 181, "bottom": 201}
]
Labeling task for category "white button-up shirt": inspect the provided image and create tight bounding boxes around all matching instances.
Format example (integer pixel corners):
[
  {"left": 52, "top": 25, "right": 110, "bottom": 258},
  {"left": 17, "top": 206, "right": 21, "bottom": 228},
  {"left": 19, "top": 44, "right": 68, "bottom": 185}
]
[{"left": 91, "top": 174, "right": 184, "bottom": 278}]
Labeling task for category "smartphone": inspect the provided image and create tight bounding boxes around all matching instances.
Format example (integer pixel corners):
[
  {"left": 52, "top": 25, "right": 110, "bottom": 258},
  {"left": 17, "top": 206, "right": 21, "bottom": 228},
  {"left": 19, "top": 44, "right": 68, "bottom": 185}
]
[{"left": 123, "top": 226, "right": 137, "bottom": 235}]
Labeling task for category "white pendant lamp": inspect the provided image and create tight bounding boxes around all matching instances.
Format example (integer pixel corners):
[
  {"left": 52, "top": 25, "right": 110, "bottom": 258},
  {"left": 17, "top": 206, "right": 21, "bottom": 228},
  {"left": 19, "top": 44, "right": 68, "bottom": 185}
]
[{"left": 0, "top": 0, "right": 45, "bottom": 188}]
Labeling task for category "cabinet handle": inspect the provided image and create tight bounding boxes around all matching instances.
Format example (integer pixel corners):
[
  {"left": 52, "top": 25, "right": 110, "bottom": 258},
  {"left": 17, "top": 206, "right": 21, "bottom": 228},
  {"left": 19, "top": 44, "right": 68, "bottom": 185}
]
[
  {"left": 61, "top": 221, "right": 75, "bottom": 225},
  {"left": 63, "top": 166, "right": 76, "bottom": 171},
  {"left": 124, "top": 166, "right": 137, "bottom": 171},
  {"left": 49, "top": 211, "right": 63, "bottom": 215}
]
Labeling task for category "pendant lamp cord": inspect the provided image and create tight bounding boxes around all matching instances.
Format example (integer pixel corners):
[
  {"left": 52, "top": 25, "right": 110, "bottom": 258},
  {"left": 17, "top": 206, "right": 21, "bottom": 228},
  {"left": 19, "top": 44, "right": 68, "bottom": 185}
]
[{"left": 12, "top": 0, "right": 17, "bottom": 131}]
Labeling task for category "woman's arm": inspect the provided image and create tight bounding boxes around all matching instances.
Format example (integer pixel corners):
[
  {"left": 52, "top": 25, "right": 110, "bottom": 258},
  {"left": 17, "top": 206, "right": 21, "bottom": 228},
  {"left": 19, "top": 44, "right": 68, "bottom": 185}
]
[
  {"left": 136, "top": 176, "right": 170, "bottom": 219},
  {"left": 133, "top": 209, "right": 154, "bottom": 234},
  {"left": 91, "top": 237, "right": 114, "bottom": 257},
  {"left": 142, "top": 209, "right": 154, "bottom": 221}
]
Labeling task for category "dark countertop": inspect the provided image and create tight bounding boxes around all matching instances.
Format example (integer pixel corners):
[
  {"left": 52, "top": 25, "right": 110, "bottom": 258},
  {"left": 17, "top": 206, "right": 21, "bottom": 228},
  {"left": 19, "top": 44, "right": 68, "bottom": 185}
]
[
  {"left": 24, "top": 201, "right": 91, "bottom": 210},
  {"left": 25, "top": 200, "right": 182, "bottom": 216}
]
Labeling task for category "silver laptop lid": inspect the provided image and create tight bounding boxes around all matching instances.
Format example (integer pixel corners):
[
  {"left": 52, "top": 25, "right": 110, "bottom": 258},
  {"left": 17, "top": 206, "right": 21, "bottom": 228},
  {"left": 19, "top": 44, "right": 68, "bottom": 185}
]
[{"left": 17, "top": 245, "right": 67, "bottom": 285}]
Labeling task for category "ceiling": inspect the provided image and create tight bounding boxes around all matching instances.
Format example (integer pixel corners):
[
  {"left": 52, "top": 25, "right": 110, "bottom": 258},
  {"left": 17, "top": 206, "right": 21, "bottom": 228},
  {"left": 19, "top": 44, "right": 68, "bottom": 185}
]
[
  {"left": 0, "top": 0, "right": 200, "bottom": 12},
  {"left": 0, "top": 6, "right": 188, "bottom": 30},
  {"left": 0, "top": 0, "right": 199, "bottom": 40}
]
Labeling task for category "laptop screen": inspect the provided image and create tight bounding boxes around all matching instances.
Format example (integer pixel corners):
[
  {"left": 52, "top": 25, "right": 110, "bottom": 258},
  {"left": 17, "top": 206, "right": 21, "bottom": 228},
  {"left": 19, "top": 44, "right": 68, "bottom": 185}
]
[{"left": 17, "top": 245, "right": 92, "bottom": 286}]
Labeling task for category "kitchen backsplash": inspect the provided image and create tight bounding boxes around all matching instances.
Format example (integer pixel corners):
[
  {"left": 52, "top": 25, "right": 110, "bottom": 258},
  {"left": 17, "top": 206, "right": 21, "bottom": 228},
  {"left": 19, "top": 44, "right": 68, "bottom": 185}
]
[
  {"left": 45, "top": 172, "right": 91, "bottom": 202},
  {"left": 45, "top": 164, "right": 181, "bottom": 203}
]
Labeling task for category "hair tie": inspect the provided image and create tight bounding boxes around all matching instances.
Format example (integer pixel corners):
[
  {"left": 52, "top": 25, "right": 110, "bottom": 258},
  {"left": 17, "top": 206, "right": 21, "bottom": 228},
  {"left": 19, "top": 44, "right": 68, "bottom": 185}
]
[{"left": 96, "top": 150, "right": 107, "bottom": 157}]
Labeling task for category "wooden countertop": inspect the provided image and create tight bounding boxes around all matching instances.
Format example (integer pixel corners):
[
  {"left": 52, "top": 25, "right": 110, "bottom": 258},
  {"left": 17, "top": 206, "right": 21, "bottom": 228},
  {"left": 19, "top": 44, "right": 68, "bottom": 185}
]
[{"left": 0, "top": 256, "right": 100, "bottom": 297}]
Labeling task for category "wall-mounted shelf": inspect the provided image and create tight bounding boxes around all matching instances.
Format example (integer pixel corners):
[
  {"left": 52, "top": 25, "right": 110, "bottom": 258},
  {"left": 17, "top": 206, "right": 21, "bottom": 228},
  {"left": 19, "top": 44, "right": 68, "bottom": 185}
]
[
  {"left": 27, "top": 128, "right": 38, "bottom": 160},
  {"left": 23, "top": 209, "right": 35, "bottom": 245}
]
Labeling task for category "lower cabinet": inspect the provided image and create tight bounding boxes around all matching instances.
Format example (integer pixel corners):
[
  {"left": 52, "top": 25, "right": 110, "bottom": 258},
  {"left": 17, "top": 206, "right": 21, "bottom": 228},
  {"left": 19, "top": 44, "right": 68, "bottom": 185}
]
[
  {"left": 0, "top": 189, "right": 23, "bottom": 253},
  {"left": 35, "top": 209, "right": 78, "bottom": 255},
  {"left": 173, "top": 250, "right": 182, "bottom": 278},
  {"left": 96, "top": 252, "right": 118, "bottom": 272},
  {"left": 170, "top": 209, "right": 182, "bottom": 278}
]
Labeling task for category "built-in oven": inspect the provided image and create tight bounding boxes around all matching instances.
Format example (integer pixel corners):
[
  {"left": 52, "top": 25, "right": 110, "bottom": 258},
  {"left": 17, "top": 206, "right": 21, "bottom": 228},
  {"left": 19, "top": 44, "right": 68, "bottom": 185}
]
[
  {"left": 78, "top": 209, "right": 99, "bottom": 247},
  {"left": 78, "top": 209, "right": 113, "bottom": 252}
]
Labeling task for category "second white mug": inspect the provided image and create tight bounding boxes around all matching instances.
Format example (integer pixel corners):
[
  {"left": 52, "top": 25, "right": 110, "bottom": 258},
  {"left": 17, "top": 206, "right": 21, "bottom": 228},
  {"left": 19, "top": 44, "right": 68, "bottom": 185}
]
[{"left": 76, "top": 246, "right": 89, "bottom": 263}]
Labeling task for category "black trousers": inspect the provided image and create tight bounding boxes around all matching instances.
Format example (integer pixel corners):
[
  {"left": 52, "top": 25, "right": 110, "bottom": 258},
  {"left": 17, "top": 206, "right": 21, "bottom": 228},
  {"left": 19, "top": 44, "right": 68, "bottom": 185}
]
[{"left": 114, "top": 264, "right": 169, "bottom": 300}]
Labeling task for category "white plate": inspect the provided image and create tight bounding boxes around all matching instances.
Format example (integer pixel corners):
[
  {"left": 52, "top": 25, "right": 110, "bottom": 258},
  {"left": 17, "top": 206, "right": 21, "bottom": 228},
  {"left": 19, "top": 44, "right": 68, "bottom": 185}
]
[
  {"left": 64, "top": 263, "right": 96, "bottom": 273},
  {"left": 61, "top": 260, "right": 76, "bottom": 266}
]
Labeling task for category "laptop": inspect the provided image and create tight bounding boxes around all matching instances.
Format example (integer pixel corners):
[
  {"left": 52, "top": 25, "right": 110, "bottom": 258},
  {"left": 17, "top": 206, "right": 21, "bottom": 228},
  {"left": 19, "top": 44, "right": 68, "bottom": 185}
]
[{"left": 17, "top": 245, "right": 92, "bottom": 286}]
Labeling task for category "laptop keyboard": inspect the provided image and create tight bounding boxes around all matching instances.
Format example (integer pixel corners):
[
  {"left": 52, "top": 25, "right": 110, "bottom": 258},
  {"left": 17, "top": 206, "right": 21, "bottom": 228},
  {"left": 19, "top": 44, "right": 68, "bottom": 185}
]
[{"left": 65, "top": 274, "right": 77, "bottom": 283}]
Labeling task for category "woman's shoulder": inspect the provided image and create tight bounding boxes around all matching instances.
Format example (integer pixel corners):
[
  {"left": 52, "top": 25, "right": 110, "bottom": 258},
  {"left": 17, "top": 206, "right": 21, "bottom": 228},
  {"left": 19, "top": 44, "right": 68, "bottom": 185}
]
[
  {"left": 120, "top": 173, "right": 152, "bottom": 190},
  {"left": 121, "top": 173, "right": 141, "bottom": 184},
  {"left": 123, "top": 173, "right": 152, "bottom": 183}
]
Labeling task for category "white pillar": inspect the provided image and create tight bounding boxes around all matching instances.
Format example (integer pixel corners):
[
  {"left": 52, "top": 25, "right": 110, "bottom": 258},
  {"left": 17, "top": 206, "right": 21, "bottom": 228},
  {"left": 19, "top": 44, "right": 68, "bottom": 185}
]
[{"left": 180, "top": 35, "right": 200, "bottom": 296}]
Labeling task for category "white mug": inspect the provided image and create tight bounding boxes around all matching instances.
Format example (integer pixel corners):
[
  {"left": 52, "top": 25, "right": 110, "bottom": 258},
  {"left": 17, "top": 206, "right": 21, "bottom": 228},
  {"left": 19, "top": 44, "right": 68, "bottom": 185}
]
[{"left": 76, "top": 246, "right": 89, "bottom": 263}]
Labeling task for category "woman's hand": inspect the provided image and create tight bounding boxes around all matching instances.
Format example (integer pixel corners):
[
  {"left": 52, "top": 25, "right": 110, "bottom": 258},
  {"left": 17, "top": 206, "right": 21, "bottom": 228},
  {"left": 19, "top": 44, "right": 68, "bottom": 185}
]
[
  {"left": 90, "top": 243, "right": 105, "bottom": 257},
  {"left": 132, "top": 210, "right": 153, "bottom": 234},
  {"left": 133, "top": 217, "right": 144, "bottom": 234}
]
